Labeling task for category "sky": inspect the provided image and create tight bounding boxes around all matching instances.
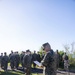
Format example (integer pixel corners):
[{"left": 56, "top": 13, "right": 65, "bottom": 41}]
[{"left": 0, "top": 0, "right": 75, "bottom": 54}]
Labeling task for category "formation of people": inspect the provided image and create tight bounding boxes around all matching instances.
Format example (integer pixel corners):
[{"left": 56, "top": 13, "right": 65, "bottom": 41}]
[{"left": 0, "top": 42, "right": 69, "bottom": 75}]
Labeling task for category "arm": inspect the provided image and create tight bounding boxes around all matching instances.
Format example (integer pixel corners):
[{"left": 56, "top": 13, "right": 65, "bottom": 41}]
[{"left": 41, "top": 53, "right": 51, "bottom": 67}]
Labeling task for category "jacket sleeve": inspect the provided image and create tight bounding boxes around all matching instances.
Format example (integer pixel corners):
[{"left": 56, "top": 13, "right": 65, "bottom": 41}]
[
  {"left": 42, "top": 52, "right": 54, "bottom": 67},
  {"left": 41, "top": 53, "right": 51, "bottom": 67}
]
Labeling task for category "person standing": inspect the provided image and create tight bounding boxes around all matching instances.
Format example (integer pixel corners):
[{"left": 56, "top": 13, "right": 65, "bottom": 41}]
[
  {"left": 20, "top": 51, "right": 25, "bottom": 69},
  {"left": 2, "top": 52, "right": 9, "bottom": 71},
  {"left": 23, "top": 50, "right": 32, "bottom": 75},
  {"left": 41, "top": 43, "right": 57, "bottom": 75},
  {"left": 37, "top": 51, "right": 41, "bottom": 62},
  {"left": 32, "top": 51, "right": 37, "bottom": 68},
  {"left": 63, "top": 53, "right": 69, "bottom": 72},
  {"left": 9, "top": 52, "right": 15, "bottom": 70},
  {"left": 15, "top": 51, "right": 20, "bottom": 69},
  {"left": 41, "top": 52, "right": 45, "bottom": 60},
  {"left": 0, "top": 53, "right": 3, "bottom": 69},
  {"left": 55, "top": 50, "right": 60, "bottom": 70}
]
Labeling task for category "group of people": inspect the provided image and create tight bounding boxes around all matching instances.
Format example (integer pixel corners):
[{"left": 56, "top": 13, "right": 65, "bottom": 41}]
[{"left": 0, "top": 42, "right": 69, "bottom": 75}]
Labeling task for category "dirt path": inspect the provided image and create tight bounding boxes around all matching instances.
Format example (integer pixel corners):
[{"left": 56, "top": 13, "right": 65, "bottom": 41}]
[{"left": 57, "top": 71, "right": 75, "bottom": 75}]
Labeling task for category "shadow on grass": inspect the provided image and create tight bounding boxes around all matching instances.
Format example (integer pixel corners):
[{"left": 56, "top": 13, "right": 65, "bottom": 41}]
[{"left": 0, "top": 71, "right": 25, "bottom": 75}]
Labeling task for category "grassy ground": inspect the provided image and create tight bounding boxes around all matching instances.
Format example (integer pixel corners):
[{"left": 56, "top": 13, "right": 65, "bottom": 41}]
[
  {"left": 0, "top": 70, "right": 75, "bottom": 75},
  {"left": 0, "top": 70, "right": 42, "bottom": 75},
  {"left": 0, "top": 71, "right": 24, "bottom": 75}
]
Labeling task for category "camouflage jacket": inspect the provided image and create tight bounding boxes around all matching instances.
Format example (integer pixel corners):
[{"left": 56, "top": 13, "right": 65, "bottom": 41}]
[{"left": 42, "top": 50, "right": 57, "bottom": 75}]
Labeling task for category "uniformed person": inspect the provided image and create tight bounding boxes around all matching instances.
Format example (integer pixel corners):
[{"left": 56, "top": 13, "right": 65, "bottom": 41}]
[
  {"left": 23, "top": 50, "right": 32, "bottom": 75},
  {"left": 9, "top": 52, "right": 15, "bottom": 70},
  {"left": 41, "top": 43, "right": 57, "bottom": 75},
  {"left": 55, "top": 50, "right": 60, "bottom": 70},
  {"left": 14, "top": 51, "right": 20, "bottom": 69},
  {"left": 32, "top": 51, "right": 37, "bottom": 68},
  {"left": 0, "top": 53, "right": 3, "bottom": 69},
  {"left": 20, "top": 51, "right": 25, "bottom": 69},
  {"left": 9, "top": 50, "right": 13, "bottom": 57},
  {"left": 37, "top": 51, "right": 41, "bottom": 62},
  {"left": 2, "top": 52, "right": 9, "bottom": 71},
  {"left": 41, "top": 52, "right": 45, "bottom": 60},
  {"left": 63, "top": 53, "right": 69, "bottom": 71}
]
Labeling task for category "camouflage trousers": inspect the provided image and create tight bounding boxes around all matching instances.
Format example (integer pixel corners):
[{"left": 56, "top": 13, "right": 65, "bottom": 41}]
[
  {"left": 25, "top": 67, "right": 31, "bottom": 75},
  {"left": 10, "top": 61, "right": 15, "bottom": 69},
  {"left": 45, "top": 68, "right": 57, "bottom": 75},
  {"left": 64, "top": 60, "right": 70, "bottom": 71},
  {"left": 3, "top": 62, "right": 8, "bottom": 71}
]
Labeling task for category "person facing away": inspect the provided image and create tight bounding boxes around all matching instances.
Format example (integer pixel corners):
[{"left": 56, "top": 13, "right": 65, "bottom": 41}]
[
  {"left": 9, "top": 50, "right": 13, "bottom": 57},
  {"left": 23, "top": 50, "right": 32, "bottom": 75},
  {"left": 32, "top": 51, "right": 38, "bottom": 68},
  {"left": 0, "top": 53, "right": 3, "bottom": 69},
  {"left": 37, "top": 51, "right": 41, "bottom": 62},
  {"left": 55, "top": 50, "right": 60, "bottom": 70},
  {"left": 9, "top": 51, "right": 15, "bottom": 70},
  {"left": 14, "top": 51, "right": 20, "bottom": 69},
  {"left": 20, "top": 51, "right": 25, "bottom": 69},
  {"left": 2, "top": 52, "right": 9, "bottom": 71},
  {"left": 41, "top": 42, "right": 57, "bottom": 75},
  {"left": 63, "top": 52, "right": 69, "bottom": 71}
]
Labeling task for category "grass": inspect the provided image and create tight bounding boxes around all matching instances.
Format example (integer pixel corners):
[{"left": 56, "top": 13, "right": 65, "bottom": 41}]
[
  {"left": 0, "top": 70, "right": 42, "bottom": 75},
  {"left": 0, "top": 70, "right": 24, "bottom": 75},
  {"left": 0, "top": 63, "right": 42, "bottom": 75}
]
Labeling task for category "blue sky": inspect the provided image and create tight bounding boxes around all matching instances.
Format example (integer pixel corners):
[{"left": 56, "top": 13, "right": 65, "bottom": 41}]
[{"left": 0, "top": 0, "right": 75, "bottom": 54}]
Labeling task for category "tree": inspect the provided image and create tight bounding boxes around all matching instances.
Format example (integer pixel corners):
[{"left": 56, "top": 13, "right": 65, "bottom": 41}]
[{"left": 63, "top": 44, "right": 70, "bottom": 54}]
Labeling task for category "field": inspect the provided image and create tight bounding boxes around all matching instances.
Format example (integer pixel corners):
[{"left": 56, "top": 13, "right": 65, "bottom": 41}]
[
  {"left": 0, "top": 70, "right": 75, "bottom": 75},
  {"left": 0, "top": 70, "right": 42, "bottom": 75}
]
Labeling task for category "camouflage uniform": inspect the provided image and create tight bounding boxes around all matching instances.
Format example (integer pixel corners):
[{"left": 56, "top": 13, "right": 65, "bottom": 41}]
[
  {"left": 41, "top": 53, "right": 45, "bottom": 60},
  {"left": 41, "top": 50, "right": 57, "bottom": 75},
  {"left": 23, "top": 53, "right": 32, "bottom": 75},
  {"left": 2, "top": 53, "right": 9, "bottom": 71},
  {"left": 9, "top": 53, "right": 15, "bottom": 70},
  {"left": 32, "top": 52, "right": 37, "bottom": 68},
  {"left": 20, "top": 52, "right": 25, "bottom": 68},
  {"left": 14, "top": 52, "right": 20, "bottom": 69},
  {"left": 63, "top": 54, "right": 69, "bottom": 71},
  {"left": 37, "top": 52, "right": 41, "bottom": 62},
  {"left": 0, "top": 54, "right": 3, "bottom": 68},
  {"left": 55, "top": 51, "right": 60, "bottom": 69}
]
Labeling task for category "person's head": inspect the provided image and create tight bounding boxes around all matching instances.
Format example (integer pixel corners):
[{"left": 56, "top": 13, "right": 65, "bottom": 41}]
[
  {"left": 34, "top": 51, "right": 36, "bottom": 54},
  {"left": 26, "top": 50, "right": 31, "bottom": 55},
  {"left": 1, "top": 53, "right": 3, "bottom": 56},
  {"left": 4, "top": 52, "right": 7, "bottom": 56},
  {"left": 11, "top": 50, "right": 13, "bottom": 54},
  {"left": 16, "top": 51, "right": 18, "bottom": 54},
  {"left": 42, "top": 42, "right": 51, "bottom": 52},
  {"left": 56, "top": 50, "right": 58, "bottom": 53}
]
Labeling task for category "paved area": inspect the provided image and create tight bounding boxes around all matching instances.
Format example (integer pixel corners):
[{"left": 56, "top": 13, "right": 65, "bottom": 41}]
[{"left": 57, "top": 71, "right": 75, "bottom": 75}]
